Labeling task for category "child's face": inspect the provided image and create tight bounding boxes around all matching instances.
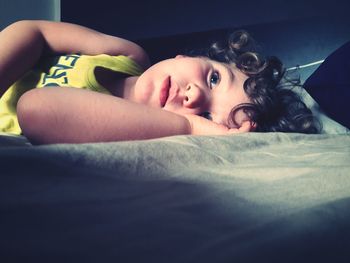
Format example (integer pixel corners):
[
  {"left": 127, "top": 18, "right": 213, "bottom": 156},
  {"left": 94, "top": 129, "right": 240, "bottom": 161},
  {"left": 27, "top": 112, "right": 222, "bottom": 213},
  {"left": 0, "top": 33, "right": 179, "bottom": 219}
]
[{"left": 134, "top": 56, "right": 251, "bottom": 128}]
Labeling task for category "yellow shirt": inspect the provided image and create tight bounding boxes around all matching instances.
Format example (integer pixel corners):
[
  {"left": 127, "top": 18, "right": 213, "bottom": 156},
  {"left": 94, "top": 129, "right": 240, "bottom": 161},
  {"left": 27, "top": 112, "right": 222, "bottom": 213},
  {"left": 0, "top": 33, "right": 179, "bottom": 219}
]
[{"left": 0, "top": 54, "right": 143, "bottom": 134}]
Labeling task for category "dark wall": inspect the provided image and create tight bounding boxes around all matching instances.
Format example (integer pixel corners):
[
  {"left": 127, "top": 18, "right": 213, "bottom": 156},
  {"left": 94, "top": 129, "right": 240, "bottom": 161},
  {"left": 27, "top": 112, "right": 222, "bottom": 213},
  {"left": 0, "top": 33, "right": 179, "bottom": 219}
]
[
  {"left": 61, "top": 0, "right": 349, "bottom": 40},
  {"left": 61, "top": 0, "right": 350, "bottom": 81}
]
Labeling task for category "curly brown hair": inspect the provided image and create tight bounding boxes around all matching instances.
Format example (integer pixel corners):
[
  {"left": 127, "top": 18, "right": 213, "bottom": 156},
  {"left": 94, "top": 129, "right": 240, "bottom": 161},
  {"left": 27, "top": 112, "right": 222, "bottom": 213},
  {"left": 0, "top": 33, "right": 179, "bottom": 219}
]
[{"left": 206, "top": 30, "right": 320, "bottom": 133}]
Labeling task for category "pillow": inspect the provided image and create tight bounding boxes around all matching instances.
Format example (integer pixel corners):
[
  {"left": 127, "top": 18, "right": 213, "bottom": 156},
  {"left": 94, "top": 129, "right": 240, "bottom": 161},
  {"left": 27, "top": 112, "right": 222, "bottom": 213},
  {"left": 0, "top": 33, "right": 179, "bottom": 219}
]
[
  {"left": 303, "top": 41, "right": 350, "bottom": 130},
  {"left": 297, "top": 87, "right": 349, "bottom": 134}
]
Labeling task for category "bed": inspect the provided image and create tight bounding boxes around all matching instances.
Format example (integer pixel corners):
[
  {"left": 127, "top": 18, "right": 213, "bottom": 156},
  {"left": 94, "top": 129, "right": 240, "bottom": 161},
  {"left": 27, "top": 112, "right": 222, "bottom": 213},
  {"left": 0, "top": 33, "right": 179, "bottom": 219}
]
[
  {"left": 1, "top": 13, "right": 350, "bottom": 263},
  {"left": 1, "top": 126, "right": 350, "bottom": 262}
]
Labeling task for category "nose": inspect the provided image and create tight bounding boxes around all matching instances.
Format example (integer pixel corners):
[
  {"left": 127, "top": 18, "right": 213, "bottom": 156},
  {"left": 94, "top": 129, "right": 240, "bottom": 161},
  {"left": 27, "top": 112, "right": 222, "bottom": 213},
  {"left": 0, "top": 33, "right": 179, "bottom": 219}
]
[{"left": 183, "top": 83, "right": 205, "bottom": 108}]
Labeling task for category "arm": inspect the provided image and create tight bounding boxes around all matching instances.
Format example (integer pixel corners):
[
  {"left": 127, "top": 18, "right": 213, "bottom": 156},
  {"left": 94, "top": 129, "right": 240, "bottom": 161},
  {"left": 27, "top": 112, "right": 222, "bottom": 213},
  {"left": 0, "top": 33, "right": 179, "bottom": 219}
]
[
  {"left": 0, "top": 20, "right": 150, "bottom": 95},
  {"left": 17, "top": 87, "right": 191, "bottom": 144},
  {"left": 17, "top": 87, "right": 241, "bottom": 144}
]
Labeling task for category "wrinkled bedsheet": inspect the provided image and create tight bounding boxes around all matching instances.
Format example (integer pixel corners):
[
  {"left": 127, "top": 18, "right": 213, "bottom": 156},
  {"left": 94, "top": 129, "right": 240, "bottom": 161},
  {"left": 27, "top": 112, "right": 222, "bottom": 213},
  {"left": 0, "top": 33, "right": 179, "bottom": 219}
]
[{"left": 1, "top": 132, "right": 350, "bottom": 262}]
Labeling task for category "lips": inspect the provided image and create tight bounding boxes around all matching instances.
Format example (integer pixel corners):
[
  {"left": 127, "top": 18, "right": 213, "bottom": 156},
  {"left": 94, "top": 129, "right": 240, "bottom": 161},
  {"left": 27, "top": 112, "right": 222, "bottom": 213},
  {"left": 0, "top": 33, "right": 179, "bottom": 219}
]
[
  {"left": 159, "top": 76, "right": 170, "bottom": 107},
  {"left": 167, "top": 79, "right": 179, "bottom": 104}
]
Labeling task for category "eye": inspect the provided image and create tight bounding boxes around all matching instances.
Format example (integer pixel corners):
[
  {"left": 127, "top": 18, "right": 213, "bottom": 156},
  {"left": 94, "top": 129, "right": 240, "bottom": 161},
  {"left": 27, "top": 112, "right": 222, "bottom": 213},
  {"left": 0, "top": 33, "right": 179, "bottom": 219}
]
[
  {"left": 200, "top": 111, "right": 212, "bottom": 120},
  {"left": 209, "top": 71, "right": 220, "bottom": 89}
]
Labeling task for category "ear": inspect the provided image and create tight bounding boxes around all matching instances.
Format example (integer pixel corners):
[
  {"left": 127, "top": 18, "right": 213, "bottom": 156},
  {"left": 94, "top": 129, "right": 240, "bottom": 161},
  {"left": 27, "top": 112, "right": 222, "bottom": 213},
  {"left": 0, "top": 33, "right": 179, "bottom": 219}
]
[
  {"left": 175, "top": 54, "right": 186, "bottom": 59},
  {"left": 237, "top": 120, "right": 256, "bottom": 133}
]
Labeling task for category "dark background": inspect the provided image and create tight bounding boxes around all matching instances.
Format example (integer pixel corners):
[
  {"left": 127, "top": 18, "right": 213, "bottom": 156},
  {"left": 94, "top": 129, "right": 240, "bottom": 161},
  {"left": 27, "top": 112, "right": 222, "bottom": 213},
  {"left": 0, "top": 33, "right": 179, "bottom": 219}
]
[
  {"left": 61, "top": 0, "right": 349, "bottom": 40},
  {"left": 61, "top": 0, "right": 350, "bottom": 82}
]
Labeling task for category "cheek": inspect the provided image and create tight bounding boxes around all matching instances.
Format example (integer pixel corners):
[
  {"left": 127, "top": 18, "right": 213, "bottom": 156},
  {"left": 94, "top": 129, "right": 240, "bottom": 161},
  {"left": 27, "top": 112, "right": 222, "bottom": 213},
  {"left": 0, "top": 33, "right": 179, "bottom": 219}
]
[
  {"left": 134, "top": 73, "right": 155, "bottom": 104},
  {"left": 213, "top": 91, "right": 250, "bottom": 124}
]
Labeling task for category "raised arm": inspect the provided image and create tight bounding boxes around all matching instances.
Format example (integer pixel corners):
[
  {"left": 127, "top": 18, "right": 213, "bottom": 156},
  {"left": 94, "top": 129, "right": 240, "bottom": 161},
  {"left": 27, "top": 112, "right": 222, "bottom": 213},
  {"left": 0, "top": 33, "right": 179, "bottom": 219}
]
[{"left": 0, "top": 20, "right": 150, "bottom": 95}]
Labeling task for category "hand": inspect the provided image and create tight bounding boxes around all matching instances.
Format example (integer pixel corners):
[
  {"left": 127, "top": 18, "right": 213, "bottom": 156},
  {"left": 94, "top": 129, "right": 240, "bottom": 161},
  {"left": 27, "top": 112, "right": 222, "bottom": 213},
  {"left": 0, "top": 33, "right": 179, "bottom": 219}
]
[{"left": 183, "top": 114, "right": 253, "bottom": 136}]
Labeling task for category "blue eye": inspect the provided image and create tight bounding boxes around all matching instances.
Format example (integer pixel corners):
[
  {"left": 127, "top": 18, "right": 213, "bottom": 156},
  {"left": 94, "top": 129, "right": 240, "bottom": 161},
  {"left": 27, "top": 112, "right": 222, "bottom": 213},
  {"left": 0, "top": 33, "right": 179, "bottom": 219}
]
[
  {"left": 209, "top": 71, "right": 220, "bottom": 89},
  {"left": 200, "top": 111, "right": 212, "bottom": 120}
]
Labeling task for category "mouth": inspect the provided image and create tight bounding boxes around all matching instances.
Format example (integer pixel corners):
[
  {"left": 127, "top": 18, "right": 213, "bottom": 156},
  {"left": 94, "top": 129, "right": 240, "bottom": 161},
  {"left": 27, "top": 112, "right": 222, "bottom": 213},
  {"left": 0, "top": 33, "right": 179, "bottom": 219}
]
[{"left": 159, "top": 76, "right": 170, "bottom": 107}]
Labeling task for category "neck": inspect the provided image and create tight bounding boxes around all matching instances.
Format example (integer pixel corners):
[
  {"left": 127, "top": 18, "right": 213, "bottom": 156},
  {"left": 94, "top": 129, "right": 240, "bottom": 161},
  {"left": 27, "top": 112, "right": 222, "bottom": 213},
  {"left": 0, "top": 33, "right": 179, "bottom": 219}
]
[{"left": 94, "top": 67, "right": 139, "bottom": 101}]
